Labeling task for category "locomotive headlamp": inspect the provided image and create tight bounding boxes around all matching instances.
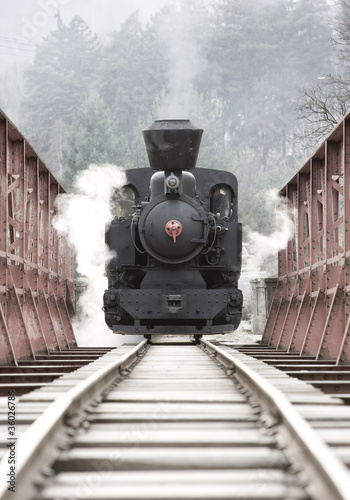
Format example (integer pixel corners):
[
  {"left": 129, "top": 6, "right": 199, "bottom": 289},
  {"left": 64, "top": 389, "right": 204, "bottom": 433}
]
[{"left": 166, "top": 174, "right": 180, "bottom": 190}]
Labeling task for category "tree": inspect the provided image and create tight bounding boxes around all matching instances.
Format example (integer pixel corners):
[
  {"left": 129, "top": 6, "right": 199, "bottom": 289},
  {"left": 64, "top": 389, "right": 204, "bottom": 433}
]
[
  {"left": 61, "top": 91, "right": 126, "bottom": 190},
  {"left": 205, "top": 0, "right": 333, "bottom": 165},
  {"left": 297, "top": 1, "right": 350, "bottom": 149},
  {"left": 21, "top": 15, "right": 101, "bottom": 178},
  {"left": 232, "top": 147, "right": 291, "bottom": 233},
  {"left": 99, "top": 12, "right": 167, "bottom": 146},
  {"left": 296, "top": 78, "right": 347, "bottom": 149}
]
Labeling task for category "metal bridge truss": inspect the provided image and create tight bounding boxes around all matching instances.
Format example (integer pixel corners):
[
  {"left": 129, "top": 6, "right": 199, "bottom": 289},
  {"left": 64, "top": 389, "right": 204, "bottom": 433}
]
[
  {"left": 0, "top": 110, "right": 76, "bottom": 365},
  {"left": 263, "top": 111, "right": 350, "bottom": 364}
]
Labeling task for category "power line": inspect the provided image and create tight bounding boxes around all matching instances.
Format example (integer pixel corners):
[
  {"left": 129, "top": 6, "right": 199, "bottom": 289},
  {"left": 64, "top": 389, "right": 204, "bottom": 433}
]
[{"left": 0, "top": 36, "right": 38, "bottom": 54}]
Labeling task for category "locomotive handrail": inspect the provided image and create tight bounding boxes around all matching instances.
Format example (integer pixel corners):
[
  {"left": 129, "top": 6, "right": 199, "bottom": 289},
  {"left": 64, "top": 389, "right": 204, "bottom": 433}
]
[
  {"left": 130, "top": 215, "right": 147, "bottom": 254},
  {"left": 0, "top": 339, "right": 148, "bottom": 500},
  {"left": 201, "top": 339, "right": 350, "bottom": 500},
  {"left": 200, "top": 214, "right": 217, "bottom": 256}
]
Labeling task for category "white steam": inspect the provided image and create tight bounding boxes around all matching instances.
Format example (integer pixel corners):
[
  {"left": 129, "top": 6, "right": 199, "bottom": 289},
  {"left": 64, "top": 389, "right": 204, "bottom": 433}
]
[
  {"left": 247, "top": 188, "right": 294, "bottom": 269},
  {"left": 155, "top": 3, "right": 204, "bottom": 119},
  {"left": 54, "top": 164, "right": 137, "bottom": 347}
]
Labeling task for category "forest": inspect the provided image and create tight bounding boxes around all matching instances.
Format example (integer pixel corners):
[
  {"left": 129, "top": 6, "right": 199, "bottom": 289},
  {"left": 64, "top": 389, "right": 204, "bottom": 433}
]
[{"left": 1, "top": 0, "right": 348, "bottom": 236}]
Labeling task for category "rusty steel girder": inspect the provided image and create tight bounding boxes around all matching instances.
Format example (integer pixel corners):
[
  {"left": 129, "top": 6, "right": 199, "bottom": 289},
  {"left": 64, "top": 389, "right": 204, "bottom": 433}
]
[
  {"left": 0, "top": 109, "right": 76, "bottom": 365},
  {"left": 263, "top": 111, "right": 350, "bottom": 364}
]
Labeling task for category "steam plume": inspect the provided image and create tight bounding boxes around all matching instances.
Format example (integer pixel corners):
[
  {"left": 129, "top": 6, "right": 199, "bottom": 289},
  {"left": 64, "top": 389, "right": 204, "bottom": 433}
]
[
  {"left": 155, "top": 3, "right": 204, "bottom": 119},
  {"left": 247, "top": 188, "right": 294, "bottom": 269},
  {"left": 54, "top": 163, "right": 140, "bottom": 346}
]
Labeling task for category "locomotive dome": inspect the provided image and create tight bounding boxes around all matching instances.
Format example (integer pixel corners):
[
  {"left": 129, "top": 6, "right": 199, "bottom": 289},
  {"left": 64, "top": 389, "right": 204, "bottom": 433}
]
[{"left": 142, "top": 119, "right": 203, "bottom": 171}]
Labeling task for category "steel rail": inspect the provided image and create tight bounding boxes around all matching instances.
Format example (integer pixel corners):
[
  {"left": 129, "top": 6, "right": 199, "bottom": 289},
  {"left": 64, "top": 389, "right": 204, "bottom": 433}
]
[
  {"left": 201, "top": 339, "right": 350, "bottom": 500},
  {"left": 0, "top": 339, "right": 148, "bottom": 500}
]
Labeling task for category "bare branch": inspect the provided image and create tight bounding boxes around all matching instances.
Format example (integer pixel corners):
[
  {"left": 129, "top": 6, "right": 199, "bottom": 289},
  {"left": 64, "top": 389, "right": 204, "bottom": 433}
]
[{"left": 296, "top": 1, "right": 350, "bottom": 147}]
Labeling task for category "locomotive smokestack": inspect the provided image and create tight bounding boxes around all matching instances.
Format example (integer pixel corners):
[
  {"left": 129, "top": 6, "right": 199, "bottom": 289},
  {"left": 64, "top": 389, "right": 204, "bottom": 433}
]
[{"left": 142, "top": 119, "right": 203, "bottom": 171}]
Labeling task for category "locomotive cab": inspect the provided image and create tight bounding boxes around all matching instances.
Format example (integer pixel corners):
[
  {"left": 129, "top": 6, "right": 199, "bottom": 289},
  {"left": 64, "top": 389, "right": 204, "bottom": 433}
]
[{"left": 104, "top": 119, "right": 243, "bottom": 336}]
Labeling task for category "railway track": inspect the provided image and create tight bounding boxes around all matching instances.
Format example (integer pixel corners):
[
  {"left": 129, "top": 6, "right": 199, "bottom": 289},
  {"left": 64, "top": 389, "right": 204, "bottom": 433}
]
[
  {"left": 229, "top": 344, "right": 350, "bottom": 403},
  {"left": 1, "top": 338, "right": 350, "bottom": 499},
  {"left": 0, "top": 348, "right": 112, "bottom": 397}
]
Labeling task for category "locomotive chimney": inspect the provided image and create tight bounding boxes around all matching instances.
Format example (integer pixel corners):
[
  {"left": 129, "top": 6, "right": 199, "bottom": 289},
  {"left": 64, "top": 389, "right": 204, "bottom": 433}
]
[{"left": 142, "top": 119, "right": 203, "bottom": 171}]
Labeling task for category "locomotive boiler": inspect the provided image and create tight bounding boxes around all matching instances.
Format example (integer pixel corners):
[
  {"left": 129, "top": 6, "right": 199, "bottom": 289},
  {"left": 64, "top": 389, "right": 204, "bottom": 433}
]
[{"left": 103, "top": 119, "right": 243, "bottom": 336}]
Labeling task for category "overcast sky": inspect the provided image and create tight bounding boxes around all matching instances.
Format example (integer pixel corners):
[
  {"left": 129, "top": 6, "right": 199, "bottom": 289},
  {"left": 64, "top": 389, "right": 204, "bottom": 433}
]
[{"left": 0, "top": 0, "right": 171, "bottom": 68}]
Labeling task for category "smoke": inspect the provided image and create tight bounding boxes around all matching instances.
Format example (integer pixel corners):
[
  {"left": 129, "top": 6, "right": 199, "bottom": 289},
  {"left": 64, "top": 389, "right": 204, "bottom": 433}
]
[
  {"left": 53, "top": 163, "right": 139, "bottom": 347},
  {"left": 155, "top": 1, "right": 207, "bottom": 119},
  {"left": 247, "top": 188, "right": 294, "bottom": 270}
]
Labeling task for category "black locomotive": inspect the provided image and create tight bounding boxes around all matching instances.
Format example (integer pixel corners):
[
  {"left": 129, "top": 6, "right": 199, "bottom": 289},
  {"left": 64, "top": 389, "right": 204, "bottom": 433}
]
[{"left": 103, "top": 119, "right": 243, "bottom": 336}]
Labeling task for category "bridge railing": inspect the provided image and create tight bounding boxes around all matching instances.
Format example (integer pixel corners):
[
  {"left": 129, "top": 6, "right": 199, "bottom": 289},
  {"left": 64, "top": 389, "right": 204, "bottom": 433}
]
[
  {"left": 0, "top": 109, "right": 76, "bottom": 365},
  {"left": 263, "top": 111, "right": 350, "bottom": 363}
]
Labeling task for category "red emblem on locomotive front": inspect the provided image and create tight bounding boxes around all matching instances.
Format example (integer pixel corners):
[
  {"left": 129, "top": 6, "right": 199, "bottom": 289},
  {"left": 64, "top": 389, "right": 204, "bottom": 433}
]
[{"left": 165, "top": 220, "right": 182, "bottom": 243}]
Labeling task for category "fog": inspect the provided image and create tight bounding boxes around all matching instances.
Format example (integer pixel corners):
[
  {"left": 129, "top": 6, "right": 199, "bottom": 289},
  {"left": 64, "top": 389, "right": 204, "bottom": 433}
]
[
  {"left": 0, "top": 0, "right": 338, "bottom": 341},
  {"left": 0, "top": 0, "right": 171, "bottom": 68}
]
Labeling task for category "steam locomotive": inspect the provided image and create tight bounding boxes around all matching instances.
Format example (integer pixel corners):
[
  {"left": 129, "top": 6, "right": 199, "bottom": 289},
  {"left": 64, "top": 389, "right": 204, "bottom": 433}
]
[{"left": 103, "top": 119, "right": 243, "bottom": 336}]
